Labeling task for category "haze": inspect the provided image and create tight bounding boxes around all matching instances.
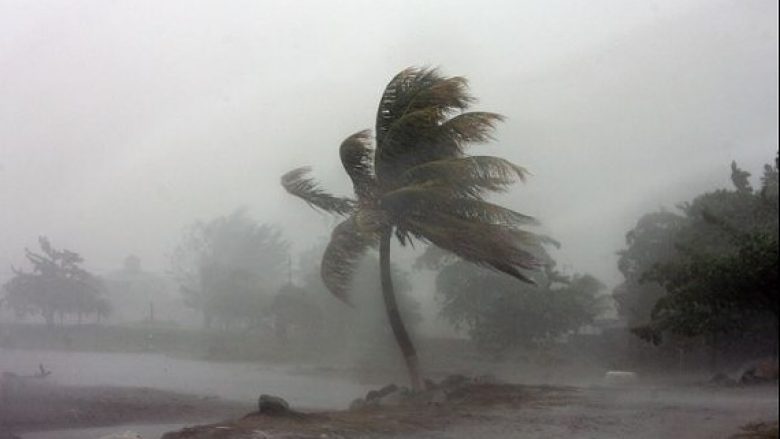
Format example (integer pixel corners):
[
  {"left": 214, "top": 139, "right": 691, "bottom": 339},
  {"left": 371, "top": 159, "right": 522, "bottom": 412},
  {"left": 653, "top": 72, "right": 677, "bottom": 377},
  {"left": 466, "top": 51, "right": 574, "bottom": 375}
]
[{"left": 1, "top": 0, "right": 777, "bottom": 287}]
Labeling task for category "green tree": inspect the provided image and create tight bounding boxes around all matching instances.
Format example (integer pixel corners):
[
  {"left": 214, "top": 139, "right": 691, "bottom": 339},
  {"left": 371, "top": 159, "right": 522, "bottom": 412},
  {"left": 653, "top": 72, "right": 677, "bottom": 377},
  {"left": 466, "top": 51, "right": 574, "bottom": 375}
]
[
  {"left": 619, "top": 154, "right": 778, "bottom": 358},
  {"left": 614, "top": 210, "right": 686, "bottom": 326},
  {"left": 3, "top": 237, "right": 109, "bottom": 326},
  {"left": 282, "top": 67, "right": 540, "bottom": 390},
  {"left": 436, "top": 260, "right": 605, "bottom": 353},
  {"left": 170, "top": 209, "right": 289, "bottom": 330}
]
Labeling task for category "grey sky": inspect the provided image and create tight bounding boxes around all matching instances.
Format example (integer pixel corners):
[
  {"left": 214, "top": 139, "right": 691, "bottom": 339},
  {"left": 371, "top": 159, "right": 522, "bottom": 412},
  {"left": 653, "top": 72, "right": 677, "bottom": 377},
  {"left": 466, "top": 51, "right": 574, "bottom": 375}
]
[{"left": 1, "top": 0, "right": 777, "bottom": 295}]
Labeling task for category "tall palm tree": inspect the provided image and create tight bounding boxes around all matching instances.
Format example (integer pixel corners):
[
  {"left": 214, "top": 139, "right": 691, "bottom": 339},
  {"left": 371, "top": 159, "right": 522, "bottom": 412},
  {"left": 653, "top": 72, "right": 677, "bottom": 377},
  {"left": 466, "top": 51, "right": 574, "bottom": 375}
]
[{"left": 282, "top": 67, "right": 540, "bottom": 390}]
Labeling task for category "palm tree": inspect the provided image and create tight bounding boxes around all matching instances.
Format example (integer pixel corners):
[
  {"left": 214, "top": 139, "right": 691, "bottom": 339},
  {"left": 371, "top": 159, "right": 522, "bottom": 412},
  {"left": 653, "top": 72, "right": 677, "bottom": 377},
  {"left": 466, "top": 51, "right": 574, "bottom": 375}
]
[{"left": 281, "top": 67, "right": 540, "bottom": 391}]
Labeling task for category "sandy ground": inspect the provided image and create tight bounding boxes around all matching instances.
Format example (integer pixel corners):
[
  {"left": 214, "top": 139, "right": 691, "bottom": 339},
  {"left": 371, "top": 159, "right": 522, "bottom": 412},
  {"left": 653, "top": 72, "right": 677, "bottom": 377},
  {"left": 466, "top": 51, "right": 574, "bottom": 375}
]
[{"left": 159, "top": 382, "right": 779, "bottom": 439}]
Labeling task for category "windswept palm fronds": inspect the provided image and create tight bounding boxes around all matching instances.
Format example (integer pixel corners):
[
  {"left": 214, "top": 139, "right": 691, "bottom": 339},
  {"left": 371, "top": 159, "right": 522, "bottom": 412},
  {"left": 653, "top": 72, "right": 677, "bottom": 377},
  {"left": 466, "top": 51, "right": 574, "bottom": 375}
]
[{"left": 281, "top": 67, "right": 544, "bottom": 390}]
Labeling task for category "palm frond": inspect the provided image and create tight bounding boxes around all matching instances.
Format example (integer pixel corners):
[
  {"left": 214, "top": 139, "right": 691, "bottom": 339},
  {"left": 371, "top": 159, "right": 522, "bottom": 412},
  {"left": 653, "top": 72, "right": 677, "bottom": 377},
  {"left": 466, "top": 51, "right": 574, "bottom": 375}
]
[
  {"left": 376, "top": 68, "right": 472, "bottom": 141},
  {"left": 405, "top": 212, "right": 540, "bottom": 284},
  {"left": 375, "top": 67, "right": 474, "bottom": 182},
  {"left": 321, "top": 215, "right": 377, "bottom": 303},
  {"left": 339, "top": 130, "right": 377, "bottom": 200},
  {"left": 413, "top": 244, "right": 459, "bottom": 270},
  {"left": 376, "top": 108, "right": 460, "bottom": 180},
  {"left": 440, "top": 112, "right": 505, "bottom": 145},
  {"left": 280, "top": 167, "right": 355, "bottom": 216},
  {"left": 399, "top": 156, "right": 529, "bottom": 197},
  {"left": 383, "top": 186, "right": 538, "bottom": 227},
  {"left": 376, "top": 112, "right": 506, "bottom": 182}
]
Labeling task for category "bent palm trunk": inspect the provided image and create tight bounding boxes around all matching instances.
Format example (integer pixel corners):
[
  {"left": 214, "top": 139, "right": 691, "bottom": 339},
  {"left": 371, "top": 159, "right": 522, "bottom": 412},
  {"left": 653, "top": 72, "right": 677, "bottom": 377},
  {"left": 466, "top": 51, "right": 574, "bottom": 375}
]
[{"left": 379, "top": 228, "right": 423, "bottom": 391}]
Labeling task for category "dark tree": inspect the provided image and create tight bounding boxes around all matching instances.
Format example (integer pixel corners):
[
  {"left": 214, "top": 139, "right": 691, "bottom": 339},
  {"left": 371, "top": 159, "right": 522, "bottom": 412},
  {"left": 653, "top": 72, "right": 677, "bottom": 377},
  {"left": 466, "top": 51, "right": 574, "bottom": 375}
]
[
  {"left": 618, "top": 154, "right": 779, "bottom": 360},
  {"left": 436, "top": 260, "right": 605, "bottom": 353}
]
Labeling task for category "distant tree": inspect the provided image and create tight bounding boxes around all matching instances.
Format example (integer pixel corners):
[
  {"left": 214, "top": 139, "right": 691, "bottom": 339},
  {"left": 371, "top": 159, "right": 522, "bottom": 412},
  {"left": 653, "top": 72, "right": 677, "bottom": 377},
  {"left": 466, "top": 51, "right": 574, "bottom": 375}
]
[
  {"left": 271, "top": 283, "right": 323, "bottom": 343},
  {"left": 2, "top": 237, "right": 109, "bottom": 327},
  {"left": 290, "top": 241, "right": 421, "bottom": 353},
  {"left": 170, "top": 209, "right": 289, "bottom": 330},
  {"left": 435, "top": 260, "right": 605, "bottom": 353},
  {"left": 282, "top": 67, "right": 541, "bottom": 390}
]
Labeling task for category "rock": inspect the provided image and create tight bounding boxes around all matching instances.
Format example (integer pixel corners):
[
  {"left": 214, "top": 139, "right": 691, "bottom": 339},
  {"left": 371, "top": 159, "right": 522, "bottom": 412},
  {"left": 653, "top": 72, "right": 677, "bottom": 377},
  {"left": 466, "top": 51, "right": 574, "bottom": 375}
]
[
  {"left": 366, "top": 384, "right": 398, "bottom": 402},
  {"left": 439, "top": 374, "right": 469, "bottom": 389},
  {"left": 258, "top": 394, "right": 291, "bottom": 415},
  {"left": 376, "top": 388, "right": 409, "bottom": 406}
]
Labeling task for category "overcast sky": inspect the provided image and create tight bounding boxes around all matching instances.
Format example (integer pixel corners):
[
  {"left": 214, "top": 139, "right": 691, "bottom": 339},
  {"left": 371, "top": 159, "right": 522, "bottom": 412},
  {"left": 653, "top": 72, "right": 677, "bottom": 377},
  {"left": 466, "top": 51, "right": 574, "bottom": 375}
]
[{"left": 1, "top": 0, "right": 777, "bottom": 297}]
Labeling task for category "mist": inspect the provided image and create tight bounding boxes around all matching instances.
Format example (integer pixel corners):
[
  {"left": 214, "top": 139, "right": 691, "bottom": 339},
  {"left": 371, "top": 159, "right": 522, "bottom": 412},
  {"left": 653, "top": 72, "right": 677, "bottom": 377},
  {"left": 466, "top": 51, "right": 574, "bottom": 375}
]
[
  {"left": 2, "top": 0, "right": 776, "bottom": 282},
  {"left": 1, "top": 1, "right": 778, "bottom": 438}
]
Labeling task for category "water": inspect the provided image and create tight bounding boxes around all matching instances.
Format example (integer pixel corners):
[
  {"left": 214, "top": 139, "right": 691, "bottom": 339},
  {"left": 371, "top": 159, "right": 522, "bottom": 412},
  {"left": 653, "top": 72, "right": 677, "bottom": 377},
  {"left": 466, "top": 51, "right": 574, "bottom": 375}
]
[
  {"left": 1, "top": 348, "right": 373, "bottom": 438},
  {"left": 0, "top": 348, "right": 369, "bottom": 409},
  {"left": 22, "top": 423, "right": 186, "bottom": 439}
]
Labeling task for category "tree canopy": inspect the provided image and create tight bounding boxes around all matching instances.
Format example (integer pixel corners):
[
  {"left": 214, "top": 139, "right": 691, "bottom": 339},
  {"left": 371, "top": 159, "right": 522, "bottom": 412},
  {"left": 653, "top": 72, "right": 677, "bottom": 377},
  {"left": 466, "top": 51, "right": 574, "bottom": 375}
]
[
  {"left": 616, "top": 154, "right": 778, "bottom": 348},
  {"left": 435, "top": 259, "right": 605, "bottom": 353},
  {"left": 3, "top": 237, "right": 109, "bottom": 326},
  {"left": 170, "top": 209, "right": 289, "bottom": 330}
]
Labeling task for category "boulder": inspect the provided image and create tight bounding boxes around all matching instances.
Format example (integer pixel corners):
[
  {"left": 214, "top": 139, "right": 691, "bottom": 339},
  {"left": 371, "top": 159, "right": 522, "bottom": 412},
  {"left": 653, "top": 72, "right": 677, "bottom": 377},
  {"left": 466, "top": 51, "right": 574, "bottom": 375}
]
[
  {"left": 376, "top": 387, "right": 411, "bottom": 407},
  {"left": 258, "top": 394, "right": 291, "bottom": 415},
  {"left": 365, "top": 384, "right": 398, "bottom": 402}
]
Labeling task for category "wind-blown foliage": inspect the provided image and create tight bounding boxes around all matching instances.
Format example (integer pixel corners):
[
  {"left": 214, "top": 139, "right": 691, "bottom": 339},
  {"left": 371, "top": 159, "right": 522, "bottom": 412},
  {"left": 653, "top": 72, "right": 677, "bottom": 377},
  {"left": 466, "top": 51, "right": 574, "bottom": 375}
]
[
  {"left": 2, "top": 237, "right": 109, "bottom": 326},
  {"left": 281, "top": 67, "right": 541, "bottom": 389},
  {"left": 282, "top": 67, "right": 541, "bottom": 300},
  {"left": 435, "top": 259, "right": 605, "bottom": 354},
  {"left": 617, "top": 154, "right": 779, "bottom": 351}
]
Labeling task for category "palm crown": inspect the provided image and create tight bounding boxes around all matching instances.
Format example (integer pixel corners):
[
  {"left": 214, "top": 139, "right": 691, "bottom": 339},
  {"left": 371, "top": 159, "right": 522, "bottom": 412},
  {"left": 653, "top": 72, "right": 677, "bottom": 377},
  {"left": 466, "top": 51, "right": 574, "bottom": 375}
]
[{"left": 282, "top": 67, "right": 541, "bottom": 304}]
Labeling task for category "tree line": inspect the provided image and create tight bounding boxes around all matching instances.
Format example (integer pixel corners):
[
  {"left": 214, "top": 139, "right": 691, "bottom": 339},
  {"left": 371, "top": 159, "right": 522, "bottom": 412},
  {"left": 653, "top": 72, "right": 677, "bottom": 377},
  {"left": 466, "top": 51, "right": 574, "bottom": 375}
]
[{"left": 615, "top": 154, "right": 778, "bottom": 366}]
